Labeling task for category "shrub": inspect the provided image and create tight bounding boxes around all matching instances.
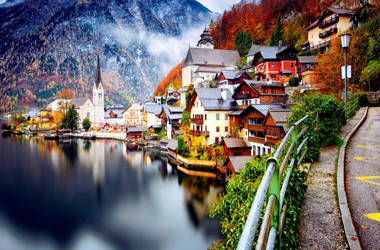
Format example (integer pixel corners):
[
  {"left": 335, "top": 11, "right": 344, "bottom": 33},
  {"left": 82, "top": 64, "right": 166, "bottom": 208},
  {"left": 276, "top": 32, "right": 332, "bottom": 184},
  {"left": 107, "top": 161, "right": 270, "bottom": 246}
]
[
  {"left": 288, "top": 76, "right": 300, "bottom": 86},
  {"left": 82, "top": 117, "right": 91, "bottom": 131},
  {"left": 351, "top": 92, "right": 368, "bottom": 106}
]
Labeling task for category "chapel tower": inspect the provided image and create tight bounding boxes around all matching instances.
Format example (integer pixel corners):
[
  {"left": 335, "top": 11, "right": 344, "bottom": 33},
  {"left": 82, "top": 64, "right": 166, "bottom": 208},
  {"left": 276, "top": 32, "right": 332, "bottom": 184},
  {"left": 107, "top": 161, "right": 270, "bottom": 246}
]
[{"left": 93, "top": 54, "right": 105, "bottom": 126}]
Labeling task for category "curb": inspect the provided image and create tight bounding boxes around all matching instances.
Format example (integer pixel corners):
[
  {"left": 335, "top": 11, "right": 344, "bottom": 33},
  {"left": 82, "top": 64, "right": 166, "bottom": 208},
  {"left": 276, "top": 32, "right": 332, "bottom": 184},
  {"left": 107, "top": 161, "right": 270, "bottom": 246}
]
[{"left": 337, "top": 106, "right": 368, "bottom": 250}]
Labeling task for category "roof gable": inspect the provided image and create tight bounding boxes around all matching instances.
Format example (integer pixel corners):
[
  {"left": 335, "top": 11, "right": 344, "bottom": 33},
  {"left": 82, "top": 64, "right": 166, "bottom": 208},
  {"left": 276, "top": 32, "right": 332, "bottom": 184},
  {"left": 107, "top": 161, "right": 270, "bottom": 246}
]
[{"left": 182, "top": 48, "right": 240, "bottom": 68}]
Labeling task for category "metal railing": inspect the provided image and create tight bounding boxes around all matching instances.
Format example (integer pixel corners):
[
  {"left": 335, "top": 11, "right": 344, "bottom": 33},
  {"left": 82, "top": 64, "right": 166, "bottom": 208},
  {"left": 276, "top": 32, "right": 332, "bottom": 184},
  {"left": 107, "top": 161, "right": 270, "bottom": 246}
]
[
  {"left": 237, "top": 111, "right": 318, "bottom": 250},
  {"left": 346, "top": 96, "right": 360, "bottom": 119}
]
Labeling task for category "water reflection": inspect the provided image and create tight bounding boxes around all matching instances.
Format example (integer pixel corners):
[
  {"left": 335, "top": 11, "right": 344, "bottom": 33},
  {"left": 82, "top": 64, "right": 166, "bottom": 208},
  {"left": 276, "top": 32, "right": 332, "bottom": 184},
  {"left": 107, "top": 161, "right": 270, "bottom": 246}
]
[{"left": 0, "top": 135, "right": 223, "bottom": 250}]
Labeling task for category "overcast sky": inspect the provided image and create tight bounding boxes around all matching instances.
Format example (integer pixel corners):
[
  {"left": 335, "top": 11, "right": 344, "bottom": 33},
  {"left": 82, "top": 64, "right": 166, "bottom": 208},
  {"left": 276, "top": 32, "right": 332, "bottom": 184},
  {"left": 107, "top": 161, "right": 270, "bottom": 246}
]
[{"left": 0, "top": 0, "right": 242, "bottom": 13}]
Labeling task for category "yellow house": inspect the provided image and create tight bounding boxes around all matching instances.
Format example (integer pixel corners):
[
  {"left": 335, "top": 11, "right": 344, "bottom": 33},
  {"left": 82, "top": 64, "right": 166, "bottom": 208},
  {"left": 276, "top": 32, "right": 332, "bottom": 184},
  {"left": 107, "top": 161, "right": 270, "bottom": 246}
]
[
  {"left": 186, "top": 87, "right": 238, "bottom": 145},
  {"left": 301, "top": 7, "right": 353, "bottom": 52},
  {"left": 38, "top": 109, "right": 55, "bottom": 128}
]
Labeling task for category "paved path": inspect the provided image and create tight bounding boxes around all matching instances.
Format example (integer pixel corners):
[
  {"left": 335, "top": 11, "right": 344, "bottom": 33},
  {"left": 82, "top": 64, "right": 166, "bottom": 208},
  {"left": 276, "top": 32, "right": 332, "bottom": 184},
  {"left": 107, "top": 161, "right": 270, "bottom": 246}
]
[
  {"left": 346, "top": 107, "right": 380, "bottom": 250},
  {"left": 297, "top": 107, "right": 366, "bottom": 249}
]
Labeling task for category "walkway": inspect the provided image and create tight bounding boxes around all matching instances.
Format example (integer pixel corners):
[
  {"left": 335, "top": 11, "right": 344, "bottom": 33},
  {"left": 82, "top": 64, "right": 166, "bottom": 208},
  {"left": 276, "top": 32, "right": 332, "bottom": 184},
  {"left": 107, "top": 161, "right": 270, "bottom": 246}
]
[{"left": 297, "top": 107, "right": 366, "bottom": 249}]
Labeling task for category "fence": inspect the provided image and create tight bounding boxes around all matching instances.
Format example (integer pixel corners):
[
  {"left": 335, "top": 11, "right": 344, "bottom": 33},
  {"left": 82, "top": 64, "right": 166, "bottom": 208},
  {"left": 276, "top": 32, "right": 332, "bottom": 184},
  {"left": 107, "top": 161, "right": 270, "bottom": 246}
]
[
  {"left": 237, "top": 111, "right": 318, "bottom": 250},
  {"left": 346, "top": 95, "right": 360, "bottom": 119}
]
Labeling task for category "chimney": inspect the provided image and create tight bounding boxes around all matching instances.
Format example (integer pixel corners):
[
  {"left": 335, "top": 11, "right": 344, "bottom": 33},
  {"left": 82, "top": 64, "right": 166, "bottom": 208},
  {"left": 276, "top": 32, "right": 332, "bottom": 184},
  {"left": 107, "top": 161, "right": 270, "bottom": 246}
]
[
  {"left": 279, "top": 40, "right": 283, "bottom": 49},
  {"left": 221, "top": 86, "right": 227, "bottom": 101}
]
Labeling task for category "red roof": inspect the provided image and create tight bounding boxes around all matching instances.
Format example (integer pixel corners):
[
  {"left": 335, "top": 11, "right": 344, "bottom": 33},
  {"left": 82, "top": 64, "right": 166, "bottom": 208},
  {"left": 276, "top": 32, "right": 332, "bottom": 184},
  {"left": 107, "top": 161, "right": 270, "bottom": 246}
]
[{"left": 306, "top": 21, "right": 318, "bottom": 30}]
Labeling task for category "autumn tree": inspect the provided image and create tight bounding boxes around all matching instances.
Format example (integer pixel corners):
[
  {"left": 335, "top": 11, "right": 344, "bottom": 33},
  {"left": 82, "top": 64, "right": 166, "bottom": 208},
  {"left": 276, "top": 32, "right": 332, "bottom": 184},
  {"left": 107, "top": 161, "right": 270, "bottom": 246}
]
[{"left": 269, "top": 15, "right": 284, "bottom": 46}]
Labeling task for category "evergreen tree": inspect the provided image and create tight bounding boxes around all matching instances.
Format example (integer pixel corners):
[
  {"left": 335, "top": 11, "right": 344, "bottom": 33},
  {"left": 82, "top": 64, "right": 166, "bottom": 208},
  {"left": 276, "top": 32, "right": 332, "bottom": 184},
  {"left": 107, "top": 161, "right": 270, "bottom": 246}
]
[
  {"left": 269, "top": 15, "right": 284, "bottom": 46},
  {"left": 60, "top": 105, "right": 79, "bottom": 130},
  {"left": 82, "top": 117, "right": 92, "bottom": 131},
  {"left": 235, "top": 30, "right": 253, "bottom": 56}
]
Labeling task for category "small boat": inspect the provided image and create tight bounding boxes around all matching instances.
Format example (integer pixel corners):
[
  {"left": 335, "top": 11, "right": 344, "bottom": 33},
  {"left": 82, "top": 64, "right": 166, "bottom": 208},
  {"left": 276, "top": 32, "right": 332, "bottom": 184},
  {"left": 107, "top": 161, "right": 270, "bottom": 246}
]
[
  {"left": 44, "top": 133, "right": 55, "bottom": 140},
  {"left": 13, "top": 130, "right": 25, "bottom": 135}
]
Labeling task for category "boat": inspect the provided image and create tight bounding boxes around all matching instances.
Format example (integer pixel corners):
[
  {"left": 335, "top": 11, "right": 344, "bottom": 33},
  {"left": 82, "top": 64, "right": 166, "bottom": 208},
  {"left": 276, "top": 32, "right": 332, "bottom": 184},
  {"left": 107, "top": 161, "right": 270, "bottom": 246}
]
[
  {"left": 13, "top": 130, "right": 25, "bottom": 135},
  {"left": 44, "top": 133, "right": 55, "bottom": 140}
]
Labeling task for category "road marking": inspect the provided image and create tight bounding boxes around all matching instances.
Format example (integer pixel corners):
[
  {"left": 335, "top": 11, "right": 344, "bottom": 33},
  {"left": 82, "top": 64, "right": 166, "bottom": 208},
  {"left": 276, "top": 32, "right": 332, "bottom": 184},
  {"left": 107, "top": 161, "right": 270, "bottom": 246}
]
[
  {"left": 359, "top": 137, "right": 380, "bottom": 142},
  {"left": 356, "top": 176, "right": 380, "bottom": 186},
  {"left": 357, "top": 145, "right": 380, "bottom": 152},
  {"left": 364, "top": 213, "right": 380, "bottom": 222},
  {"left": 365, "top": 131, "right": 380, "bottom": 135},
  {"left": 353, "top": 157, "right": 379, "bottom": 165}
]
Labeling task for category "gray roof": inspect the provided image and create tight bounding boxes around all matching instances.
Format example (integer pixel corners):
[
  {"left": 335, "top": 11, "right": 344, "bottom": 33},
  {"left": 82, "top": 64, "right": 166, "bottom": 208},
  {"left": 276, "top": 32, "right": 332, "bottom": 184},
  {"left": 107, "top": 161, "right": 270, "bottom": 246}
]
[
  {"left": 183, "top": 48, "right": 240, "bottom": 67},
  {"left": 228, "top": 110, "right": 244, "bottom": 116},
  {"left": 127, "top": 126, "right": 144, "bottom": 132},
  {"left": 280, "top": 69, "right": 293, "bottom": 74},
  {"left": 225, "top": 156, "right": 255, "bottom": 173},
  {"left": 174, "top": 130, "right": 183, "bottom": 135},
  {"left": 70, "top": 98, "right": 89, "bottom": 108},
  {"left": 267, "top": 109, "right": 291, "bottom": 132},
  {"left": 105, "top": 107, "right": 124, "bottom": 118},
  {"left": 298, "top": 55, "right": 318, "bottom": 64},
  {"left": 167, "top": 139, "right": 178, "bottom": 151},
  {"left": 255, "top": 45, "right": 289, "bottom": 60},
  {"left": 223, "top": 138, "right": 251, "bottom": 148},
  {"left": 169, "top": 107, "right": 184, "bottom": 113},
  {"left": 195, "top": 88, "right": 238, "bottom": 111},
  {"left": 132, "top": 103, "right": 143, "bottom": 111},
  {"left": 144, "top": 104, "right": 166, "bottom": 115},
  {"left": 195, "top": 66, "right": 226, "bottom": 74},
  {"left": 247, "top": 45, "right": 261, "bottom": 57},
  {"left": 221, "top": 70, "right": 239, "bottom": 80},
  {"left": 251, "top": 104, "right": 293, "bottom": 116},
  {"left": 160, "top": 138, "right": 172, "bottom": 144}
]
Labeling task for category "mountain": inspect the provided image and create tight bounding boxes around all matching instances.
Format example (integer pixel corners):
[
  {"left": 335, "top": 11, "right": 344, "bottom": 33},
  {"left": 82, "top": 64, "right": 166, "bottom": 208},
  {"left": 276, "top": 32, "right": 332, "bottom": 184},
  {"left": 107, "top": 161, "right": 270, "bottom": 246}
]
[{"left": 0, "top": 0, "right": 214, "bottom": 113}]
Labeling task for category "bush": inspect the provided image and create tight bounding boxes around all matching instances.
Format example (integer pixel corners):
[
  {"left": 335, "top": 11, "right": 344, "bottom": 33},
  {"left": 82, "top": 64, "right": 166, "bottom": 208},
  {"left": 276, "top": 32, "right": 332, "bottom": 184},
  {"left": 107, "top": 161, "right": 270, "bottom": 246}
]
[
  {"left": 351, "top": 92, "right": 369, "bottom": 106},
  {"left": 288, "top": 76, "right": 300, "bottom": 86},
  {"left": 82, "top": 117, "right": 91, "bottom": 131},
  {"left": 287, "top": 92, "right": 345, "bottom": 162}
]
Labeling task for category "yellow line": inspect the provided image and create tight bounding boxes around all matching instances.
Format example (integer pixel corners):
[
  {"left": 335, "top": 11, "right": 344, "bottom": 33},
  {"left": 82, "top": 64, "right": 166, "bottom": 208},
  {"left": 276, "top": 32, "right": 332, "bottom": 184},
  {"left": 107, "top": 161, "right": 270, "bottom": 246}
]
[
  {"left": 359, "top": 137, "right": 380, "bottom": 142},
  {"left": 364, "top": 213, "right": 380, "bottom": 222},
  {"left": 356, "top": 176, "right": 380, "bottom": 186},
  {"left": 353, "top": 157, "right": 378, "bottom": 160},
  {"left": 357, "top": 145, "right": 380, "bottom": 151},
  {"left": 365, "top": 131, "right": 380, "bottom": 135}
]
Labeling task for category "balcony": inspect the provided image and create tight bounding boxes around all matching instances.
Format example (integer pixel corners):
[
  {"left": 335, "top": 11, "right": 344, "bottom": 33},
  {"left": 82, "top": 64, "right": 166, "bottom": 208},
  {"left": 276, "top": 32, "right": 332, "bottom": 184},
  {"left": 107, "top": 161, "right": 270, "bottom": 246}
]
[
  {"left": 190, "top": 130, "right": 209, "bottom": 136},
  {"left": 237, "top": 93, "right": 250, "bottom": 99},
  {"left": 248, "top": 124, "right": 265, "bottom": 131},
  {"left": 319, "top": 28, "right": 337, "bottom": 38},
  {"left": 319, "top": 16, "right": 339, "bottom": 28},
  {"left": 307, "top": 40, "right": 332, "bottom": 52},
  {"left": 191, "top": 118, "right": 204, "bottom": 125},
  {"left": 248, "top": 137, "right": 265, "bottom": 144},
  {"left": 255, "top": 69, "right": 265, "bottom": 75}
]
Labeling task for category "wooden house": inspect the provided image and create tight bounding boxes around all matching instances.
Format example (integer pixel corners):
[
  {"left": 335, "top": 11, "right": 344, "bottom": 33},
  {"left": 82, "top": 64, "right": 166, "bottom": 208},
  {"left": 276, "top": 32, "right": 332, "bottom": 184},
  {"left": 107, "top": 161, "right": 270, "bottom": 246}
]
[
  {"left": 126, "top": 126, "right": 145, "bottom": 141},
  {"left": 232, "top": 80, "right": 288, "bottom": 109},
  {"left": 263, "top": 109, "right": 291, "bottom": 147},
  {"left": 297, "top": 55, "right": 318, "bottom": 87},
  {"left": 221, "top": 138, "right": 251, "bottom": 161},
  {"left": 225, "top": 156, "right": 255, "bottom": 178}
]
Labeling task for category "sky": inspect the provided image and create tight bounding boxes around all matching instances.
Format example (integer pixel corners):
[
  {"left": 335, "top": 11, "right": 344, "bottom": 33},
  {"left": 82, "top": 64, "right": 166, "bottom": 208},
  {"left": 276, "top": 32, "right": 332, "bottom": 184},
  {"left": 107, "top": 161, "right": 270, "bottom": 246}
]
[
  {"left": 0, "top": 0, "right": 242, "bottom": 13},
  {"left": 197, "top": 0, "right": 241, "bottom": 14}
]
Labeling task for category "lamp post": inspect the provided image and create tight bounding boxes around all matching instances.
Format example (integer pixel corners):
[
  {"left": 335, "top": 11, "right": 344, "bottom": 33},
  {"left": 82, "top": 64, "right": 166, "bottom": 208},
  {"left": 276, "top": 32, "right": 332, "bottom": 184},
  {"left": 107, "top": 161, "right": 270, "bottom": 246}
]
[
  {"left": 340, "top": 33, "right": 351, "bottom": 116},
  {"left": 367, "top": 66, "right": 371, "bottom": 97}
]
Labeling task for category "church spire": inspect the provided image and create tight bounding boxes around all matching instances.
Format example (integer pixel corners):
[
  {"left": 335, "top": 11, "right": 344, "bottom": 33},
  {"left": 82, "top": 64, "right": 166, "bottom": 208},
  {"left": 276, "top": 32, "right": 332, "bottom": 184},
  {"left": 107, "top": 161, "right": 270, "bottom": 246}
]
[{"left": 95, "top": 54, "right": 102, "bottom": 88}]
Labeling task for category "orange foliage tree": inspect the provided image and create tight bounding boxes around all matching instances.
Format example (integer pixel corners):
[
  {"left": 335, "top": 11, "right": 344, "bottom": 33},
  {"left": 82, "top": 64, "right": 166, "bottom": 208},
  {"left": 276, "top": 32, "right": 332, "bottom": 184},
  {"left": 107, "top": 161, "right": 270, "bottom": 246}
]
[{"left": 154, "top": 60, "right": 183, "bottom": 96}]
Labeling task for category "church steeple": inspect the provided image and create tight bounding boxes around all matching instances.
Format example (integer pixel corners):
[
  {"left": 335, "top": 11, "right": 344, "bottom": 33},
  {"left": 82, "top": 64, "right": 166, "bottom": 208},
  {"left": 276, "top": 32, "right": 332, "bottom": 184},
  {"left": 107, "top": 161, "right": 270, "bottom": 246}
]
[
  {"left": 95, "top": 54, "right": 102, "bottom": 88},
  {"left": 197, "top": 26, "right": 215, "bottom": 49}
]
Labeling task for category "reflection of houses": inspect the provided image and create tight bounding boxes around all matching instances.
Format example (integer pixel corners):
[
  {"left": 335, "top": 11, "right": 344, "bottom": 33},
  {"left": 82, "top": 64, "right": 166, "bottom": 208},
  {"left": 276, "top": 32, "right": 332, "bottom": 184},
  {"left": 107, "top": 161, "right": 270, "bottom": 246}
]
[
  {"left": 263, "top": 109, "right": 291, "bottom": 148},
  {"left": 122, "top": 103, "right": 144, "bottom": 125},
  {"left": 232, "top": 80, "right": 288, "bottom": 109},
  {"left": 251, "top": 42, "right": 298, "bottom": 83},
  {"left": 224, "top": 156, "right": 255, "bottom": 178},
  {"left": 187, "top": 88, "right": 238, "bottom": 145},
  {"left": 221, "top": 138, "right": 251, "bottom": 161},
  {"left": 159, "top": 106, "right": 183, "bottom": 139},
  {"left": 297, "top": 55, "right": 318, "bottom": 86},
  {"left": 104, "top": 105, "right": 125, "bottom": 126},
  {"left": 301, "top": 7, "right": 353, "bottom": 52},
  {"left": 180, "top": 28, "right": 240, "bottom": 106}
]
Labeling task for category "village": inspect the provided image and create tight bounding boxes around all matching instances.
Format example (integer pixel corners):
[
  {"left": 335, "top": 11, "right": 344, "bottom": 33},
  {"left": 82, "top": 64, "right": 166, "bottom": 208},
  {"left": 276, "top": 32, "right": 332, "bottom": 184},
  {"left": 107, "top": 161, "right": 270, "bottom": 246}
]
[{"left": 1, "top": 4, "right": 372, "bottom": 179}]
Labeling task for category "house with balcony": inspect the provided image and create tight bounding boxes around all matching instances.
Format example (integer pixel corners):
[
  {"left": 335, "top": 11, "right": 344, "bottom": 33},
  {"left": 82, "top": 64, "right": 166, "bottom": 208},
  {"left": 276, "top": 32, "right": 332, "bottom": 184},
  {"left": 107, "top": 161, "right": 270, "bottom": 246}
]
[
  {"left": 38, "top": 109, "right": 55, "bottom": 128},
  {"left": 301, "top": 7, "right": 353, "bottom": 52},
  {"left": 263, "top": 108, "right": 292, "bottom": 148},
  {"left": 142, "top": 104, "right": 167, "bottom": 127},
  {"left": 232, "top": 80, "right": 288, "bottom": 110},
  {"left": 251, "top": 42, "right": 298, "bottom": 84},
  {"left": 297, "top": 55, "right": 318, "bottom": 86},
  {"left": 159, "top": 106, "right": 183, "bottom": 139},
  {"left": 186, "top": 87, "right": 238, "bottom": 145},
  {"left": 221, "top": 138, "right": 251, "bottom": 161},
  {"left": 238, "top": 104, "right": 292, "bottom": 155},
  {"left": 122, "top": 103, "right": 144, "bottom": 126}
]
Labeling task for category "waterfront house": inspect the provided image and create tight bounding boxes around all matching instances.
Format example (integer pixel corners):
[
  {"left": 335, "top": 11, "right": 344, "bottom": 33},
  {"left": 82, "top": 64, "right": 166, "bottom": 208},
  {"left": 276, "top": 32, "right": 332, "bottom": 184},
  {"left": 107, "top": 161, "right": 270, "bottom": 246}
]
[
  {"left": 221, "top": 138, "right": 252, "bottom": 161},
  {"left": 122, "top": 103, "right": 144, "bottom": 125},
  {"left": 104, "top": 105, "right": 125, "bottom": 127},
  {"left": 301, "top": 7, "right": 353, "bottom": 52},
  {"left": 143, "top": 104, "right": 166, "bottom": 127},
  {"left": 251, "top": 42, "right": 299, "bottom": 84},
  {"left": 159, "top": 106, "right": 183, "bottom": 139},
  {"left": 225, "top": 155, "right": 255, "bottom": 178},
  {"left": 70, "top": 98, "right": 95, "bottom": 125},
  {"left": 126, "top": 126, "right": 145, "bottom": 142},
  {"left": 232, "top": 80, "right": 288, "bottom": 109},
  {"left": 37, "top": 109, "right": 55, "bottom": 128},
  {"left": 186, "top": 87, "right": 238, "bottom": 145},
  {"left": 29, "top": 109, "right": 39, "bottom": 124}
]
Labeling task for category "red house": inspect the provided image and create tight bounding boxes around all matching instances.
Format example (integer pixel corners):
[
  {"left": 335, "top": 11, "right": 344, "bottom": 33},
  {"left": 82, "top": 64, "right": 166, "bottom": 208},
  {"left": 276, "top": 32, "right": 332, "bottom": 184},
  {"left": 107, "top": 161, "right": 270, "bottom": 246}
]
[{"left": 252, "top": 42, "right": 299, "bottom": 83}]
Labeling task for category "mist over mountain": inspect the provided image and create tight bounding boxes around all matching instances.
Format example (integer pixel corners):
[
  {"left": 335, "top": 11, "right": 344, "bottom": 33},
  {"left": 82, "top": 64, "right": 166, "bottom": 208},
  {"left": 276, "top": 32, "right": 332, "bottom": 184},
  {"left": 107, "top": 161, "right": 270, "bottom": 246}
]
[{"left": 0, "top": 0, "right": 215, "bottom": 113}]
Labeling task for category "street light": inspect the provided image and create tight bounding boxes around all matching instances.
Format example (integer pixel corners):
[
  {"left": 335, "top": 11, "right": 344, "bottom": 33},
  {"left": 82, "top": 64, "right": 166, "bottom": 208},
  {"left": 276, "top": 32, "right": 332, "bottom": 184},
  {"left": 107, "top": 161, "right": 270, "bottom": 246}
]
[
  {"left": 367, "top": 66, "right": 371, "bottom": 97},
  {"left": 340, "top": 33, "right": 351, "bottom": 116}
]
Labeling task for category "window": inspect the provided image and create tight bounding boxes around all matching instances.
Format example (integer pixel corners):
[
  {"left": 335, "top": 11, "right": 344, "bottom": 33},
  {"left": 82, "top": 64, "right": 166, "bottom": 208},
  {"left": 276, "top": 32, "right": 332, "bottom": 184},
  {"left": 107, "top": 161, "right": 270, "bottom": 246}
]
[
  {"left": 311, "top": 34, "right": 314, "bottom": 39},
  {"left": 205, "top": 125, "right": 207, "bottom": 131},
  {"left": 324, "top": 39, "right": 327, "bottom": 43},
  {"left": 87, "top": 112, "right": 90, "bottom": 118},
  {"left": 196, "top": 102, "right": 198, "bottom": 107},
  {"left": 249, "top": 118, "right": 255, "bottom": 125},
  {"left": 290, "top": 63, "right": 294, "bottom": 68},
  {"left": 262, "top": 75, "right": 266, "bottom": 80},
  {"left": 256, "top": 76, "right": 261, "bottom": 81},
  {"left": 225, "top": 126, "right": 228, "bottom": 132},
  {"left": 233, "top": 152, "right": 241, "bottom": 156},
  {"left": 205, "top": 114, "right": 207, "bottom": 120},
  {"left": 258, "top": 146, "right": 261, "bottom": 155},
  {"left": 249, "top": 131, "right": 256, "bottom": 137},
  {"left": 271, "top": 74, "right": 276, "bottom": 78},
  {"left": 249, "top": 100, "right": 251, "bottom": 105},
  {"left": 225, "top": 114, "right": 228, "bottom": 120},
  {"left": 216, "top": 126, "right": 220, "bottom": 132},
  {"left": 334, "top": 24, "right": 337, "bottom": 29},
  {"left": 271, "top": 63, "right": 275, "bottom": 69},
  {"left": 216, "top": 114, "right": 220, "bottom": 120},
  {"left": 319, "top": 40, "right": 321, "bottom": 45},
  {"left": 99, "top": 93, "right": 102, "bottom": 98}
]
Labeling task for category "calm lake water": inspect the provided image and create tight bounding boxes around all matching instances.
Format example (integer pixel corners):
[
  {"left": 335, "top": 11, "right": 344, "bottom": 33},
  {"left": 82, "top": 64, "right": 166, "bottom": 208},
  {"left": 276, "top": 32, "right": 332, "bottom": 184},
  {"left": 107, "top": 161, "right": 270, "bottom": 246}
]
[{"left": 0, "top": 130, "right": 224, "bottom": 250}]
